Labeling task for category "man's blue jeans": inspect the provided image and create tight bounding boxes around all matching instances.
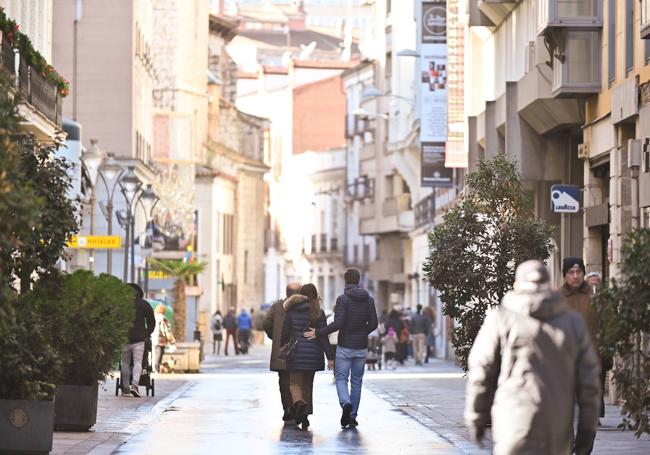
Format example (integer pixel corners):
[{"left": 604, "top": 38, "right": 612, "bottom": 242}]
[{"left": 335, "top": 347, "right": 368, "bottom": 419}]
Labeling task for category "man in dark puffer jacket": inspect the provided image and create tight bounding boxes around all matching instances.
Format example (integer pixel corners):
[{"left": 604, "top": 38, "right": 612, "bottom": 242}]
[{"left": 304, "top": 268, "right": 378, "bottom": 428}]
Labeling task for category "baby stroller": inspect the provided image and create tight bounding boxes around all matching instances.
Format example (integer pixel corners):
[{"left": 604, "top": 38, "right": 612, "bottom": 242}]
[
  {"left": 115, "top": 340, "right": 155, "bottom": 397},
  {"left": 366, "top": 334, "right": 383, "bottom": 370}
]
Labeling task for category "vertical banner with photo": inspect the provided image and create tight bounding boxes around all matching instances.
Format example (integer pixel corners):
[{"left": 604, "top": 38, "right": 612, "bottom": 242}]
[
  {"left": 445, "top": 0, "right": 467, "bottom": 168},
  {"left": 420, "top": 1, "right": 453, "bottom": 187}
]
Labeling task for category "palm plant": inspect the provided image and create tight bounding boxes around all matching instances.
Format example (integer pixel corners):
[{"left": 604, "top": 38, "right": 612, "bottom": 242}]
[{"left": 148, "top": 259, "right": 206, "bottom": 341}]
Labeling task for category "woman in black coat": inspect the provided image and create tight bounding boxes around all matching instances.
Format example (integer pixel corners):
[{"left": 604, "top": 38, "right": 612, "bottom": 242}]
[{"left": 281, "top": 283, "right": 333, "bottom": 430}]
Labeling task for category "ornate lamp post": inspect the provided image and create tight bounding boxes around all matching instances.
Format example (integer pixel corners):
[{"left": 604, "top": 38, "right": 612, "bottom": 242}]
[
  {"left": 80, "top": 140, "right": 105, "bottom": 271},
  {"left": 119, "top": 166, "right": 142, "bottom": 282},
  {"left": 138, "top": 184, "right": 159, "bottom": 295},
  {"left": 96, "top": 153, "right": 123, "bottom": 275}
]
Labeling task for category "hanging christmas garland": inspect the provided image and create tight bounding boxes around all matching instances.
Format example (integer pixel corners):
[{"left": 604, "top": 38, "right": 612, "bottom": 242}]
[{"left": 0, "top": 8, "right": 69, "bottom": 97}]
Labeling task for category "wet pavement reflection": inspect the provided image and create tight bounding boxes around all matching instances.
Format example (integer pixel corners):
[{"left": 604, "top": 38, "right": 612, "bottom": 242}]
[{"left": 114, "top": 348, "right": 460, "bottom": 454}]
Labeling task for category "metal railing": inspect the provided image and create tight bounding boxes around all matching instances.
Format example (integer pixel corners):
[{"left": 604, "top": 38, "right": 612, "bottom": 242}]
[{"left": 1, "top": 35, "right": 62, "bottom": 128}]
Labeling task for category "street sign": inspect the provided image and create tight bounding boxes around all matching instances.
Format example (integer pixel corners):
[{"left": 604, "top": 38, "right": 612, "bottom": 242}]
[
  {"left": 67, "top": 235, "right": 121, "bottom": 249},
  {"left": 550, "top": 185, "right": 580, "bottom": 213},
  {"left": 148, "top": 270, "right": 170, "bottom": 280}
]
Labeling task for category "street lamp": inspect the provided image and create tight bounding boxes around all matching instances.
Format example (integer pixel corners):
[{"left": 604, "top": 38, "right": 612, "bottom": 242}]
[
  {"left": 138, "top": 184, "right": 159, "bottom": 295},
  {"left": 360, "top": 84, "right": 416, "bottom": 107},
  {"left": 119, "top": 166, "right": 142, "bottom": 282},
  {"left": 95, "top": 152, "right": 124, "bottom": 275},
  {"left": 80, "top": 139, "right": 106, "bottom": 272}
]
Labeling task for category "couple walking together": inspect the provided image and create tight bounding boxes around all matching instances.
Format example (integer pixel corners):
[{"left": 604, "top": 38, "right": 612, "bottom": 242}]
[{"left": 264, "top": 268, "right": 378, "bottom": 430}]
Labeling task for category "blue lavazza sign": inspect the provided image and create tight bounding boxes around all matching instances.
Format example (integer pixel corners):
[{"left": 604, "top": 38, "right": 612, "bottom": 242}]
[{"left": 551, "top": 185, "right": 580, "bottom": 213}]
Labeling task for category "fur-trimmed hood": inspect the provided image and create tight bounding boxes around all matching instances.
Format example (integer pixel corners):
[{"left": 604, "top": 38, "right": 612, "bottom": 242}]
[{"left": 283, "top": 294, "right": 307, "bottom": 311}]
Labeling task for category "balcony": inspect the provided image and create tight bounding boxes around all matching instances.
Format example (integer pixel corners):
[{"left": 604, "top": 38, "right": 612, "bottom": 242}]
[
  {"left": 382, "top": 193, "right": 411, "bottom": 217},
  {"left": 538, "top": 0, "right": 602, "bottom": 34},
  {"left": 346, "top": 175, "right": 375, "bottom": 201},
  {"left": 551, "top": 30, "right": 601, "bottom": 97},
  {"left": 478, "top": 1, "right": 519, "bottom": 28},
  {"left": 1, "top": 34, "right": 63, "bottom": 141}
]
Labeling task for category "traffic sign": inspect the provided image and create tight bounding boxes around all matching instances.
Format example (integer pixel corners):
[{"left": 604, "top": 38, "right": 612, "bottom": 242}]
[
  {"left": 550, "top": 185, "right": 580, "bottom": 213},
  {"left": 67, "top": 235, "right": 121, "bottom": 249}
]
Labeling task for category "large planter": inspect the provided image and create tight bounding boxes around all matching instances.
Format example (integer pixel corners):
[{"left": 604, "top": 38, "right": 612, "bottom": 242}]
[
  {"left": 54, "top": 384, "right": 98, "bottom": 431},
  {"left": 0, "top": 399, "right": 54, "bottom": 454}
]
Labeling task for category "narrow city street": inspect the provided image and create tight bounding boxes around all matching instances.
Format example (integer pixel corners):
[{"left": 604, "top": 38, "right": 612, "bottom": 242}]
[
  {"left": 112, "top": 345, "right": 461, "bottom": 454},
  {"left": 51, "top": 343, "right": 650, "bottom": 455}
]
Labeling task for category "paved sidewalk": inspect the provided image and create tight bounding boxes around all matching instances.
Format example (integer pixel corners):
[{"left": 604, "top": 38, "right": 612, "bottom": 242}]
[
  {"left": 365, "top": 357, "right": 650, "bottom": 455},
  {"left": 52, "top": 374, "right": 189, "bottom": 455}
]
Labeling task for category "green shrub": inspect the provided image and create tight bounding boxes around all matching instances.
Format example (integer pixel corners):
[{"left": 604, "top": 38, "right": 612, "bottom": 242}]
[
  {"left": 0, "top": 295, "right": 61, "bottom": 401},
  {"left": 27, "top": 271, "right": 135, "bottom": 385},
  {"left": 595, "top": 228, "right": 650, "bottom": 437}
]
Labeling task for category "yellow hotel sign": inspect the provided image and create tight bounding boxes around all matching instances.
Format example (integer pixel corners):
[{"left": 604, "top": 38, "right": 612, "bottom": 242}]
[{"left": 67, "top": 235, "right": 121, "bottom": 249}]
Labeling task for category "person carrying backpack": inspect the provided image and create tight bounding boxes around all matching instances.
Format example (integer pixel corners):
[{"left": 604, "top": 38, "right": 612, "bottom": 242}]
[{"left": 211, "top": 310, "right": 223, "bottom": 355}]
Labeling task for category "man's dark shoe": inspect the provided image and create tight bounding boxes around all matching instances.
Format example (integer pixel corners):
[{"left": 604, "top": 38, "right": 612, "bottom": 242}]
[
  {"left": 282, "top": 409, "right": 294, "bottom": 422},
  {"left": 340, "top": 402, "right": 353, "bottom": 427},
  {"left": 348, "top": 417, "right": 358, "bottom": 428},
  {"left": 294, "top": 401, "right": 307, "bottom": 427},
  {"left": 301, "top": 416, "right": 310, "bottom": 430}
]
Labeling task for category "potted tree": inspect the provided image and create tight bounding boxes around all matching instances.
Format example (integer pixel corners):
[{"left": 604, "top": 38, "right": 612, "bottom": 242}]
[
  {"left": 28, "top": 271, "right": 134, "bottom": 431},
  {"left": 0, "top": 296, "right": 61, "bottom": 454},
  {"left": 0, "top": 70, "right": 76, "bottom": 452}
]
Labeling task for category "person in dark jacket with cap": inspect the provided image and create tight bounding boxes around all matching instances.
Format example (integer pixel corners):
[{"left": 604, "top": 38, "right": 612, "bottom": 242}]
[
  {"left": 281, "top": 283, "right": 333, "bottom": 430},
  {"left": 263, "top": 281, "right": 302, "bottom": 422},
  {"left": 121, "top": 283, "right": 155, "bottom": 397},
  {"left": 305, "top": 267, "right": 378, "bottom": 428}
]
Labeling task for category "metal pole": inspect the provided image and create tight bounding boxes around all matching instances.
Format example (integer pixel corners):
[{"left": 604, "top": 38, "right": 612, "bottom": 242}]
[
  {"left": 89, "top": 193, "right": 95, "bottom": 272},
  {"left": 130, "top": 211, "right": 136, "bottom": 283},
  {"left": 123, "top": 213, "right": 129, "bottom": 282},
  {"left": 107, "top": 199, "right": 113, "bottom": 274}
]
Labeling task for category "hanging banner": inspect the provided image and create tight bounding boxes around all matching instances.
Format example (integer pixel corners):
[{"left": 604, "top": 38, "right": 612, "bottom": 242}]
[
  {"left": 445, "top": 0, "right": 467, "bottom": 168},
  {"left": 420, "top": 1, "right": 453, "bottom": 187}
]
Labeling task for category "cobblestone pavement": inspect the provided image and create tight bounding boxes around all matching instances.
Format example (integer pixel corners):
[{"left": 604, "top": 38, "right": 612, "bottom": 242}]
[{"left": 365, "top": 357, "right": 650, "bottom": 455}]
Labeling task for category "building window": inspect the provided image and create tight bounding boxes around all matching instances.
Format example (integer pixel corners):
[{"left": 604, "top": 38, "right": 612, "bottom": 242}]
[
  {"left": 608, "top": 0, "right": 615, "bottom": 83},
  {"left": 626, "top": 0, "right": 634, "bottom": 73},
  {"left": 645, "top": 40, "right": 650, "bottom": 64}
]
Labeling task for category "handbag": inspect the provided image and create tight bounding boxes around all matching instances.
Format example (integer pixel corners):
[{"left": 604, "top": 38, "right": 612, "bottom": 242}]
[{"left": 278, "top": 321, "right": 311, "bottom": 361}]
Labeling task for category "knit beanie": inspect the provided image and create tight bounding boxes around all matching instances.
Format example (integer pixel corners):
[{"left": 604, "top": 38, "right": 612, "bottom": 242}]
[{"left": 562, "top": 257, "right": 585, "bottom": 277}]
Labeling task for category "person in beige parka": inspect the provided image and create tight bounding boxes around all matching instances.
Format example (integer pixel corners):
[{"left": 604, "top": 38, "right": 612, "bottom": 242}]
[{"left": 465, "top": 260, "right": 601, "bottom": 455}]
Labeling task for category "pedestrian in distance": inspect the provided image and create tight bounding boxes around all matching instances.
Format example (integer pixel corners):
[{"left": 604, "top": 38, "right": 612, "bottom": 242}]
[
  {"left": 304, "top": 267, "right": 378, "bottom": 429},
  {"left": 561, "top": 258, "right": 610, "bottom": 423},
  {"left": 385, "top": 309, "right": 404, "bottom": 365},
  {"left": 252, "top": 307, "right": 266, "bottom": 345},
  {"left": 465, "top": 260, "right": 600, "bottom": 455},
  {"left": 222, "top": 309, "right": 239, "bottom": 355},
  {"left": 282, "top": 283, "right": 334, "bottom": 430},
  {"left": 422, "top": 305, "right": 436, "bottom": 362},
  {"left": 264, "top": 282, "right": 302, "bottom": 423},
  {"left": 237, "top": 308, "right": 253, "bottom": 354},
  {"left": 382, "top": 327, "right": 397, "bottom": 370},
  {"left": 210, "top": 310, "right": 223, "bottom": 355},
  {"left": 410, "top": 304, "right": 429, "bottom": 365},
  {"left": 152, "top": 304, "right": 175, "bottom": 373},
  {"left": 121, "top": 283, "right": 155, "bottom": 397}
]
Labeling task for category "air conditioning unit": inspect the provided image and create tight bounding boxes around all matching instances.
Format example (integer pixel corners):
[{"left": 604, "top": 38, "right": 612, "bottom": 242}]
[{"left": 577, "top": 143, "right": 589, "bottom": 159}]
